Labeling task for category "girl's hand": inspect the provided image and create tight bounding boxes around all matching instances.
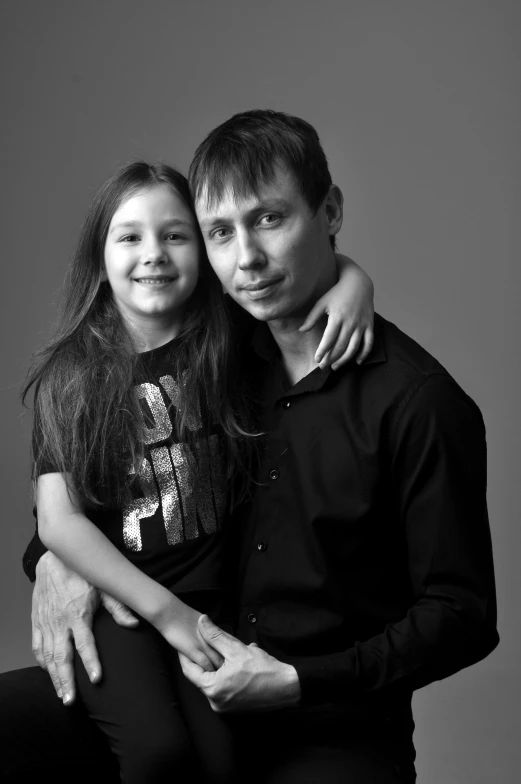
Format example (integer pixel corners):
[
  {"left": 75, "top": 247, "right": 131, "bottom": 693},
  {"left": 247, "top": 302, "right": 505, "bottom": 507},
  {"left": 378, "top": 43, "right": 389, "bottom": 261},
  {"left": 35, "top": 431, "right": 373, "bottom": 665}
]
[
  {"left": 300, "top": 254, "right": 374, "bottom": 370},
  {"left": 153, "top": 599, "right": 224, "bottom": 673}
]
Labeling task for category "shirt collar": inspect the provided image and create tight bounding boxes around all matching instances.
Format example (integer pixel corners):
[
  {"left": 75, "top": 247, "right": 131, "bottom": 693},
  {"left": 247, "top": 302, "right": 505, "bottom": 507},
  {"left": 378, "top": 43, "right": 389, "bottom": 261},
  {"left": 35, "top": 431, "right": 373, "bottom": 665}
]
[{"left": 251, "top": 313, "right": 387, "bottom": 376}]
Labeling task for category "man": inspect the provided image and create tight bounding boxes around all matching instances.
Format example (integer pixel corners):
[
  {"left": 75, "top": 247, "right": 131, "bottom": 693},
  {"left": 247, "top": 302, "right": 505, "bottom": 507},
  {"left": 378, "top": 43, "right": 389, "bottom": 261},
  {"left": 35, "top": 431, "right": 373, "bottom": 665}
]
[{"left": 2, "top": 110, "right": 498, "bottom": 783}]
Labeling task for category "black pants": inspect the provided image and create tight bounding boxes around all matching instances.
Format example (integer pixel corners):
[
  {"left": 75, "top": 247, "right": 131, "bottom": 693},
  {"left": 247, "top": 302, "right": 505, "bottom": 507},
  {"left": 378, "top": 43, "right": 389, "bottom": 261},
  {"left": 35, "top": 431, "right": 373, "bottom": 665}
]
[
  {"left": 73, "top": 607, "right": 237, "bottom": 783},
  {"left": 0, "top": 644, "right": 416, "bottom": 783}
]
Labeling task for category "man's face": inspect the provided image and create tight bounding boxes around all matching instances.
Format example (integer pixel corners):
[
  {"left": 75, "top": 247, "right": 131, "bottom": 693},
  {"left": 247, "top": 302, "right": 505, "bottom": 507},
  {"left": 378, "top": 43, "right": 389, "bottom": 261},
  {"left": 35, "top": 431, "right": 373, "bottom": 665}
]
[{"left": 195, "top": 166, "right": 342, "bottom": 322}]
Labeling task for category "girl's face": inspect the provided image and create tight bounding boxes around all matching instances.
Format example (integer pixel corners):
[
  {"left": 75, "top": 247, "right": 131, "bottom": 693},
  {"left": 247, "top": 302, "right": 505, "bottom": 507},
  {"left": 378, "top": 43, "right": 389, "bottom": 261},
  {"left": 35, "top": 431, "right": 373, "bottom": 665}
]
[{"left": 104, "top": 185, "right": 200, "bottom": 339}]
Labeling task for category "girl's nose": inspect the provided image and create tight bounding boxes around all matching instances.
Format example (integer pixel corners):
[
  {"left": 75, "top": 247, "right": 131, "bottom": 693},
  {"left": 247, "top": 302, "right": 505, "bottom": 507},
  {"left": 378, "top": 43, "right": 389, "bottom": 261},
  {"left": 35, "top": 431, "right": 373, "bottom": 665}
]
[{"left": 144, "top": 240, "right": 168, "bottom": 264}]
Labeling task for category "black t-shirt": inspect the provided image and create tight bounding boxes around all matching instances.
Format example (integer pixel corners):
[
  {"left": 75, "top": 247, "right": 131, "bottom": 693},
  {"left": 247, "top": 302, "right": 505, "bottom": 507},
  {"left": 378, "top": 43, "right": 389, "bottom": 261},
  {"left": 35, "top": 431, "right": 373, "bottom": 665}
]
[{"left": 36, "top": 337, "right": 228, "bottom": 594}]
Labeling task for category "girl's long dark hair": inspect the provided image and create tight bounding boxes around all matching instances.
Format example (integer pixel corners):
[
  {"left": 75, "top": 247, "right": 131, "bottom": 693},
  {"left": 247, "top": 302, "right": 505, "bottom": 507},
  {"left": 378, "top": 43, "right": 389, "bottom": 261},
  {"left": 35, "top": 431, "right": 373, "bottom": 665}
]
[{"left": 23, "top": 162, "right": 256, "bottom": 509}]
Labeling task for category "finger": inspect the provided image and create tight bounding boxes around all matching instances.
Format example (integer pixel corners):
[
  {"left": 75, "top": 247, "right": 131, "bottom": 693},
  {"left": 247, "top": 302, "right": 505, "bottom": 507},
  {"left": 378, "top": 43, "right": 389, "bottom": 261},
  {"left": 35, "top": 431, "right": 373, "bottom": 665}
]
[
  {"left": 199, "top": 634, "right": 225, "bottom": 670},
  {"left": 72, "top": 623, "right": 102, "bottom": 684},
  {"left": 53, "top": 635, "right": 76, "bottom": 705},
  {"left": 331, "top": 329, "right": 362, "bottom": 371},
  {"left": 315, "top": 317, "right": 343, "bottom": 365},
  {"left": 355, "top": 326, "right": 374, "bottom": 365},
  {"left": 299, "top": 299, "right": 327, "bottom": 333},
  {"left": 178, "top": 652, "right": 211, "bottom": 688},
  {"left": 197, "top": 615, "right": 244, "bottom": 658},
  {"left": 190, "top": 647, "right": 217, "bottom": 672},
  {"left": 31, "top": 626, "right": 46, "bottom": 670},
  {"left": 321, "top": 323, "right": 354, "bottom": 366},
  {"left": 101, "top": 594, "right": 139, "bottom": 627},
  {"left": 43, "top": 648, "right": 63, "bottom": 698}
]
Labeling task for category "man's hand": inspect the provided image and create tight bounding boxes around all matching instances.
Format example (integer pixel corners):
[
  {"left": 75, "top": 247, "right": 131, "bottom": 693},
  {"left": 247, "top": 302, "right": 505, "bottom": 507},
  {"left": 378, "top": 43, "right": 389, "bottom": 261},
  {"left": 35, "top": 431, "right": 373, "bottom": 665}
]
[
  {"left": 178, "top": 615, "right": 301, "bottom": 713},
  {"left": 31, "top": 551, "right": 138, "bottom": 705}
]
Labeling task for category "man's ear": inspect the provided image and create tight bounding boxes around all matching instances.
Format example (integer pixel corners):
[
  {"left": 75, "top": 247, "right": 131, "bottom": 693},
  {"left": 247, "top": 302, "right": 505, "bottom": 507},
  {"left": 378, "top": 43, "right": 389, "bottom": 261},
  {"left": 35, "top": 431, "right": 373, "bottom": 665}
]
[{"left": 323, "top": 185, "right": 344, "bottom": 238}]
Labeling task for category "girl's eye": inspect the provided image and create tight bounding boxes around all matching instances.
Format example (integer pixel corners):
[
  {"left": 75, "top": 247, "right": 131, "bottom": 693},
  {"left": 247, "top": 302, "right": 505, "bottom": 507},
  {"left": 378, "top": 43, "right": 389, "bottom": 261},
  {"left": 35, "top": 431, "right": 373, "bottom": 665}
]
[
  {"left": 166, "top": 233, "right": 185, "bottom": 241},
  {"left": 120, "top": 234, "right": 140, "bottom": 243}
]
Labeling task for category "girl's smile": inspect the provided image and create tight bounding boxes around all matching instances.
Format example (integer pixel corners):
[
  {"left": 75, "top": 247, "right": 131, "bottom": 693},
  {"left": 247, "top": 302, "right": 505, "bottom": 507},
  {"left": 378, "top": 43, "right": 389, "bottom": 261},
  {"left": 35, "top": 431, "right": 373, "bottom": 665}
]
[
  {"left": 133, "top": 275, "right": 178, "bottom": 285},
  {"left": 104, "top": 184, "right": 200, "bottom": 345}
]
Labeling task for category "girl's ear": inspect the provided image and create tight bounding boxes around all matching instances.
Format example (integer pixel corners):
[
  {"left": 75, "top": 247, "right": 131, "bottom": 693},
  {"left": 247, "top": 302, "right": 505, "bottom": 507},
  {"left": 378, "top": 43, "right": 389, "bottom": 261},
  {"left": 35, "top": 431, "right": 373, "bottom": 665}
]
[{"left": 100, "top": 266, "right": 108, "bottom": 282}]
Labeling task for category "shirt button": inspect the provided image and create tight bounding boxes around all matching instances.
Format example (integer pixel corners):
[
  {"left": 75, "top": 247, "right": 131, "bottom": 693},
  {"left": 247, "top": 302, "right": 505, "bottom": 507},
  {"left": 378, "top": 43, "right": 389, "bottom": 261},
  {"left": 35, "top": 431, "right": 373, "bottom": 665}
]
[
  {"left": 257, "top": 541, "right": 267, "bottom": 551},
  {"left": 281, "top": 400, "right": 291, "bottom": 409},
  {"left": 269, "top": 469, "right": 279, "bottom": 480},
  {"left": 247, "top": 613, "right": 257, "bottom": 624}
]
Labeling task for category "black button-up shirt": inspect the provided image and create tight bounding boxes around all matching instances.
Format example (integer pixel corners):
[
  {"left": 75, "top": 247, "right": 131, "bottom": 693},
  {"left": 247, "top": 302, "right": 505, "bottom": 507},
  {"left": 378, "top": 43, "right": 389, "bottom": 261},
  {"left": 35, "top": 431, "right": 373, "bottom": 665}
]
[{"left": 235, "top": 314, "right": 498, "bottom": 707}]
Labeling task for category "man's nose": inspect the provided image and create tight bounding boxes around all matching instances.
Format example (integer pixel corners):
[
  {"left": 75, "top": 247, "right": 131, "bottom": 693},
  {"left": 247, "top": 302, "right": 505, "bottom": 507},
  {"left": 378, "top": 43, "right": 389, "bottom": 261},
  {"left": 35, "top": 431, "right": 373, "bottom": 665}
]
[{"left": 237, "top": 231, "right": 265, "bottom": 271}]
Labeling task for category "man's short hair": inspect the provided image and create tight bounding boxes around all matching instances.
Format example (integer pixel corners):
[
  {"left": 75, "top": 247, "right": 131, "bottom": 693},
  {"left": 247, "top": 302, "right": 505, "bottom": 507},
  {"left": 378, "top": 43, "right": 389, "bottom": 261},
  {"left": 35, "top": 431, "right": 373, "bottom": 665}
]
[{"left": 188, "top": 109, "right": 333, "bottom": 216}]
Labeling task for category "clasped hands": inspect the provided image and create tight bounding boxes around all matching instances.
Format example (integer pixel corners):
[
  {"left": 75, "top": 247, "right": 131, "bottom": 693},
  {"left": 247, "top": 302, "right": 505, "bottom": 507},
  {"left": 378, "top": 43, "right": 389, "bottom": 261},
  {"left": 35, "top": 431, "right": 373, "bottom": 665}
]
[
  {"left": 179, "top": 614, "right": 301, "bottom": 713},
  {"left": 32, "top": 552, "right": 300, "bottom": 712}
]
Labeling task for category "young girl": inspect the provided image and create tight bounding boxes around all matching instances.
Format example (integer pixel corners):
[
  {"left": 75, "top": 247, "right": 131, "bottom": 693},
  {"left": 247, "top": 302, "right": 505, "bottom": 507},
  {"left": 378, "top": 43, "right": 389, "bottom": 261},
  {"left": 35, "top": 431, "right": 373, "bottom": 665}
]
[{"left": 25, "top": 162, "right": 374, "bottom": 783}]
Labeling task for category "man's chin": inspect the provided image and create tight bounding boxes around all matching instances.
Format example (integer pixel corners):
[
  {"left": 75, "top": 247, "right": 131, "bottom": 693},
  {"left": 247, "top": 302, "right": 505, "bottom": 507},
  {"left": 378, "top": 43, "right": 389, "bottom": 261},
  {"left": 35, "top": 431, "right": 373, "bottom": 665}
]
[{"left": 239, "top": 299, "right": 286, "bottom": 322}]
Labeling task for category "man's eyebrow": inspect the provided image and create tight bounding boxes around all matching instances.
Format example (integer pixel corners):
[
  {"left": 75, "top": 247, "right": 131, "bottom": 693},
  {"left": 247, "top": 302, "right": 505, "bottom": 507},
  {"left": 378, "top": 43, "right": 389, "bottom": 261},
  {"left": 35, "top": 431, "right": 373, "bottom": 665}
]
[{"left": 198, "top": 199, "right": 290, "bottom": 230}]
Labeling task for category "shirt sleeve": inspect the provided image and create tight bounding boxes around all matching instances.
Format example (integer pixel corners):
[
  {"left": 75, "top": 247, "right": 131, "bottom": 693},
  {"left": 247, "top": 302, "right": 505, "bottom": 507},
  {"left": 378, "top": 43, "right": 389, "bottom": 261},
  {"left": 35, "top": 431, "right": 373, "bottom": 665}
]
[
  {"left": 295, "top": 372, "right": 499, "bottom": 704},
  {"left": 22, "top": 508, "right": 48, "bottom": 583}
]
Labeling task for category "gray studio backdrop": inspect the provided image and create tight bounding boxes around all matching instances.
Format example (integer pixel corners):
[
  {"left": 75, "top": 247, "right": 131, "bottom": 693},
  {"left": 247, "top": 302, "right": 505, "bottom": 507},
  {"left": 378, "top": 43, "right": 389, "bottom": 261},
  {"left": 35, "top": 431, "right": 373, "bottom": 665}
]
[{"left": 1, "top": 1, "right": 519, "bottom": 781}]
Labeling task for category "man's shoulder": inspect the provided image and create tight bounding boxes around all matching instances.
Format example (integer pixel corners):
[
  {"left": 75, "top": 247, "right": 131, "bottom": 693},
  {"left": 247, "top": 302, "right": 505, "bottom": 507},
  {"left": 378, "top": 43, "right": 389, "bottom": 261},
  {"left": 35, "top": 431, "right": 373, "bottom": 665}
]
[
  {"left": 363, "top": 314, "right": 481, "bottom": 418},
  {"left": 375, "top": 313, "right": 446, "bottom": 378}
]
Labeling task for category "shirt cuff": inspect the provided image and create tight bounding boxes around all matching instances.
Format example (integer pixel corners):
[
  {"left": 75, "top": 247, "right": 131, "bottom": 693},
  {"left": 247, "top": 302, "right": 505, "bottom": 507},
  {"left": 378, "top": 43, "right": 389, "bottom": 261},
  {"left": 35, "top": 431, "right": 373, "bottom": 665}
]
[
  {"left": 293, "top": 650, "right": 357, "bottom": 705},
  {"left": 22, "top": 534, "right": 48, "bottom": 583}
]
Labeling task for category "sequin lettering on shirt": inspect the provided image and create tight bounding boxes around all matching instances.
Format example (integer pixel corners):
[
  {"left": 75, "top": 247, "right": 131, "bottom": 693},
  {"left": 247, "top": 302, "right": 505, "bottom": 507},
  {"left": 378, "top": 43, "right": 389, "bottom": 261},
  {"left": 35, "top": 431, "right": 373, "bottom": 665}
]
[
  {"left": 122, "top": 458, "right": 159, "bottom": 552},
  {"left": 160, "top": 374, "right": 201, "bottom": 431},
  {"left": 120, "top": 377, "right": 225, "bottom": 553},
  {"left": 136, "top": 383, "right": 172, "bottom": 445},
  {"left": 150, "top": 446, "right": 183, "bottom": 546},
  {"left": 169, "top": 443, "right": 197, "bottom": 540}
]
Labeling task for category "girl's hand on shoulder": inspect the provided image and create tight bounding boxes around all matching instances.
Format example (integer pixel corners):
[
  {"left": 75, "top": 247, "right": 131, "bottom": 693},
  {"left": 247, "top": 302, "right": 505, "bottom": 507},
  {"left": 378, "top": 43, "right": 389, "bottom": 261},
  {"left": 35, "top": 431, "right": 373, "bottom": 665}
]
[
  {"left": 154, "top": 599, "right": 224, "bottom": 672},
  {"left": 300, "top": 254, "right": 374, "bottom": 370}
]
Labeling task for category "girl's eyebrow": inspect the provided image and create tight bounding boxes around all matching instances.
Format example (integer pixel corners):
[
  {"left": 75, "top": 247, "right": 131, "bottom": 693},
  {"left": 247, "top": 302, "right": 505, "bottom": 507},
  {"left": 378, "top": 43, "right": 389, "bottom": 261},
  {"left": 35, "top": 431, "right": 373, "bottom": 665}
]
[
  {"left": 109, "top": 221, "right": 140, "bottom": 233},
  {"left": 109, "top": 218, "right": 193, "bottom": 234}
]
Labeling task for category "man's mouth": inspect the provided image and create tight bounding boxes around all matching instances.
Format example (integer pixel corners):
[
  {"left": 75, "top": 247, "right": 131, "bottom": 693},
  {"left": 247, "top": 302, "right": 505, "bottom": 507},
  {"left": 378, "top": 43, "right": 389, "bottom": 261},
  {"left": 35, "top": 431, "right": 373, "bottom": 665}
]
[{"left": 241, "top": 278, "right": 283, "bottom": 299}]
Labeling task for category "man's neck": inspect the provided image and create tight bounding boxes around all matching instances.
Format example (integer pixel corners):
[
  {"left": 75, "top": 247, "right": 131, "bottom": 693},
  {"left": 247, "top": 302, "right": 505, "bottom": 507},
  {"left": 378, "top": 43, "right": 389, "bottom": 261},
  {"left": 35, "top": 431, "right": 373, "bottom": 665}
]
[{"left": 268, "top": 316, "right": 326, "bottom": 386}]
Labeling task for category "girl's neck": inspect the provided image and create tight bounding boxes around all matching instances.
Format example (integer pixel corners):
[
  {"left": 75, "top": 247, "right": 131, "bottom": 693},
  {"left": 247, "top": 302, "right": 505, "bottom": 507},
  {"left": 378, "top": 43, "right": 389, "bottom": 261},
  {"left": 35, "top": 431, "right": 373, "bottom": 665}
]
[{"left": 124, "top": 313, "right": 184, "bottom": 353}]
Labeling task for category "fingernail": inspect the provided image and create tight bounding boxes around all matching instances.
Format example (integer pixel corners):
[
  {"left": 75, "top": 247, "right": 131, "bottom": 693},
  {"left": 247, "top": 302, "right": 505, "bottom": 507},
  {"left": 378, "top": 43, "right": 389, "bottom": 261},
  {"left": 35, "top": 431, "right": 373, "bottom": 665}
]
[
  {"left": 57, "top": 688, "right": 62, "bottom": 699},
  {"left": 90, "top": 670, "right": 98, "bottom": 682},
  {"left": 331, "top": 364, "right": 338, "bottom": 371},
  {"left": 356, "top": 358, "right": 363, "bottom": 365},
  {"left": 63, "top": 693, "right": 71, "bottom": 704}
]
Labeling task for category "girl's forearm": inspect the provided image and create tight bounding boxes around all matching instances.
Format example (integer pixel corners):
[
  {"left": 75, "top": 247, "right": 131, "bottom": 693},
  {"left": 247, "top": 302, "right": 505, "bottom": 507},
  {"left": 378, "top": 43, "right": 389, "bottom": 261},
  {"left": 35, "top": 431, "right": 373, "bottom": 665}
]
[
  {"left": 39, "top": 511, "right": 179, "bottom": 626},
  {"left": 335, "top": 253, "right": 374, "bottom": 295}
]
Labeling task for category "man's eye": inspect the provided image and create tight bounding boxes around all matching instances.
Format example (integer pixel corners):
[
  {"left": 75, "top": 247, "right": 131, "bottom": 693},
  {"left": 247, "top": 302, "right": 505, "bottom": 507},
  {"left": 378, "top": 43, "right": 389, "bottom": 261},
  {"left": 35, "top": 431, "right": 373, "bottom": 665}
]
[
  {"left": 212, "top": 228, "right": 230, "bottom": 240},
  {"left": 260, "top": 213, "right": 280, "bottom": 226}
]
